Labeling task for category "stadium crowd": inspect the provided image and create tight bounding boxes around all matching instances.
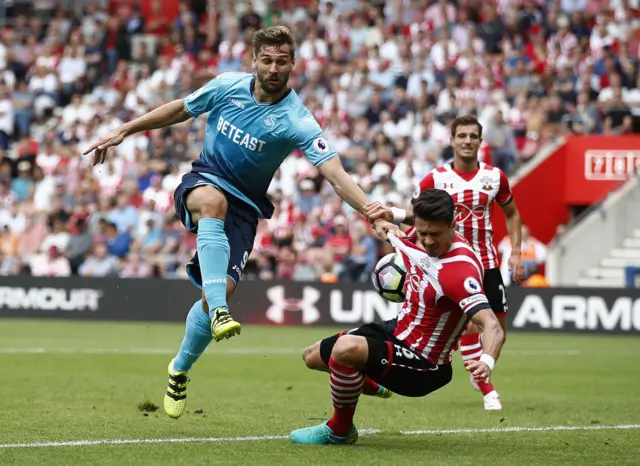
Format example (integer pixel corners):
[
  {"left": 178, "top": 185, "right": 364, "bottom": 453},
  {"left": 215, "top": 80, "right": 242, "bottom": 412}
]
[{"left": 0, "top": 0, "right": 638, "bottom": 283}]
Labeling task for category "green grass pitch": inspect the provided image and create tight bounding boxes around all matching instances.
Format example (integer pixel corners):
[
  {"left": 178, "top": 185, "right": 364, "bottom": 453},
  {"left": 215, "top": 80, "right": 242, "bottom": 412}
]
[{"left": 0, "top": 318, "right": 638, "bottom": 465}]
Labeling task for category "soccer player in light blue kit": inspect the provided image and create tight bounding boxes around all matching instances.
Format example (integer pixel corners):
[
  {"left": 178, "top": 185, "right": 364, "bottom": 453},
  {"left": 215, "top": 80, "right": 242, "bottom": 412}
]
[{"left": 84, "top": 26, "right": 398, "bottom": 420}]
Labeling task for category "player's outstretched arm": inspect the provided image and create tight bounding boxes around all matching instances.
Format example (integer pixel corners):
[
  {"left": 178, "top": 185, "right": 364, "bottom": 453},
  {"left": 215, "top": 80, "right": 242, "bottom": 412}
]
[
  {"left": 83, "top": 99, "right": 191, "bottom": 166},
  {"left": 318, "top": 158, "right": 403, "bottom": 239},
  {"left": 465, "top": 308, "right": 505, "bottom": 381},
  {"left": 319, "top": 158, "right": 370, "bottom": 214}
]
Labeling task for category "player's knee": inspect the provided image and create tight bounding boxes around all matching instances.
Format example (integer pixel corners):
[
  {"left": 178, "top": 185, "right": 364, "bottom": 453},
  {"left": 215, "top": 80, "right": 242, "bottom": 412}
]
[
  {"left": 302, "top": 342, "right": 323, "bottom": 370},
  {"left": 186, "top": 185, "right": 228, "bottom": 222},
  {"left": 331, "top": 335, "right": 367, "bottom": 366}
]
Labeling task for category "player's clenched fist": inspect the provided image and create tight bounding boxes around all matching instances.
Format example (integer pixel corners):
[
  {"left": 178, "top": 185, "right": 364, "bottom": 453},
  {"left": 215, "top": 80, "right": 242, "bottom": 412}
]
[
  {"left": 372, "top": 220, "right": 404, "bottom": 241},
  {"left": 364, "top": 201, "right": 393, "bottom": 223},
  {"left": 83, "top": 129, "right": 127, "bottom": 166},
  {"left": 464, "top": 360, "right": 492, "bottom": 383}
]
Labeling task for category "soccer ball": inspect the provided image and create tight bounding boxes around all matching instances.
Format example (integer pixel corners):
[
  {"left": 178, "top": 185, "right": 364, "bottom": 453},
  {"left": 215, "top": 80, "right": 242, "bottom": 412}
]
[{"left": 372, "top": 253, "right": 407, "bottom": 303}]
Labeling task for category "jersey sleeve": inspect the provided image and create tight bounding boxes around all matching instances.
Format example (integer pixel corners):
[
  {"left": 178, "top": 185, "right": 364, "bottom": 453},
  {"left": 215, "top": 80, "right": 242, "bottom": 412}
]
[
  {"left": 439, "top": 263, "right": 490, "bottom": 317},
  {"left": 496, "top": 169, "right": 513, "bottom": 205},
  {"left": 413, "top": 172, "right": 435, "bottom": 199},
  {"left": 184, "top": 76, "right": 221, "bottom": 117},
  {"left": 292, "top": 114, "right": 338, "bottom": 168}
]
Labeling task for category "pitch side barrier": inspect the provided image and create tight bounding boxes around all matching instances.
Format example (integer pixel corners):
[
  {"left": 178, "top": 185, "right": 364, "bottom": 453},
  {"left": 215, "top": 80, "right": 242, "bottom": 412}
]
[{"left": 0, "top": 277, "right": 638, "bottom": 334}]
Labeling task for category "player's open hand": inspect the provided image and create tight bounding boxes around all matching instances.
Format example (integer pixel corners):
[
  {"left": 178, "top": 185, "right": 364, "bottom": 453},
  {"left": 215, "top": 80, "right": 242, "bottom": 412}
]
[
  {"left": 373, "top": 220, "right": 405, "bottom": 241},
  {"left": 508, "top": 253, "right": 525, "bottom": 283},
  {"left": 464, "top": 360, "right": 492, "bottom": 383},
  {"left": 364, "top": 201, "right": 393, "bottom": 224},
  {"left": 83, "top": 128, "right": 128, "bottom": 166}
]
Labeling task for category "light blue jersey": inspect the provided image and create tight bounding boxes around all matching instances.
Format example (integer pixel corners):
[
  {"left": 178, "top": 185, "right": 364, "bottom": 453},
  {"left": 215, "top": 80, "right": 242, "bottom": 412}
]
[{"left": 184, "top": 72, "right": 337, "bottom": 219}]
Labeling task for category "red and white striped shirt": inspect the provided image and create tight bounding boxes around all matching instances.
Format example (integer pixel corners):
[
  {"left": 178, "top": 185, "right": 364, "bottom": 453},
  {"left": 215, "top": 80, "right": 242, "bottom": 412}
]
[
  {"left": 415, "top": 162, "right": 513, "bottom": 270},
  {"left": 389, "top": 233, "right": 489, "bottom": 365}
]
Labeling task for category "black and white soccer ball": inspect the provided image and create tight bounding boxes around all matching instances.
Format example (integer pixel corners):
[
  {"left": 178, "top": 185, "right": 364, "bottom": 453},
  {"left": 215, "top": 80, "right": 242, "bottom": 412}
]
[{"left": 371, "top": 253, "right": 407, "bottom": 303}]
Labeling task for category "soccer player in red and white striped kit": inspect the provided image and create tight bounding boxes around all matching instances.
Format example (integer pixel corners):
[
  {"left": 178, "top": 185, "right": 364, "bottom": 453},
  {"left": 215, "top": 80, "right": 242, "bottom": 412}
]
[
  {"left": 364, "top": 115, "right": 525, "bottom": 411},
  {"left": 289, "top": 189, "right": 505, "bottom": 445}
]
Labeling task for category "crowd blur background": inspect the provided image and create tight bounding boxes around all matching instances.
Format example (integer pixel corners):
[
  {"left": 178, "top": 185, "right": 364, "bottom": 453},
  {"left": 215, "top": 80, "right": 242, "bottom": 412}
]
[{"left": 0, "top": 0, "right": 637, "bottom": 285}]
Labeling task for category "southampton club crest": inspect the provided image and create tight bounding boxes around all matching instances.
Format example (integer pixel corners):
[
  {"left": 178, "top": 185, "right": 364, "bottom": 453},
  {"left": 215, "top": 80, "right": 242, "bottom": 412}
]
[{"left": 480, "top": 176, "right": 493, "bottom": 191}]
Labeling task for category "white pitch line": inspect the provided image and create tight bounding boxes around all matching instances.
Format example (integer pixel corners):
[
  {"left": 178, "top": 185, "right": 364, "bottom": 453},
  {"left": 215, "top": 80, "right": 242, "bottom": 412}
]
[
  {"left": 401, "top": 424, "right": 640, "bottom": 435},
  {"left": 0, "top": 424, "right": 638, "bottom": 449},
  {"left": 0, "top": 348, "right": 588, "bottom": 356}
]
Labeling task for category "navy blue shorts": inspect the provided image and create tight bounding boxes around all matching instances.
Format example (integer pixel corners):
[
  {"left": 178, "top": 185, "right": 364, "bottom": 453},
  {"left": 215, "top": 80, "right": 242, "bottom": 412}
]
[{"left": 173, "top": 172, "right": 258, "bottom": 288}]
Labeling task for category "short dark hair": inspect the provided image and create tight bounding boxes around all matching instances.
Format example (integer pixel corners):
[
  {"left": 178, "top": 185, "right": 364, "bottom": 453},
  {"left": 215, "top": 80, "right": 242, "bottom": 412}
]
[
  {"left": 252, "top": 26, "right": 296, "bottom": 60},
  {"left": 412, "top": 189, "right": 455, "bottom": 225},
  {"left": 451, "top": 115, "right": 483, "bottom": 138}
]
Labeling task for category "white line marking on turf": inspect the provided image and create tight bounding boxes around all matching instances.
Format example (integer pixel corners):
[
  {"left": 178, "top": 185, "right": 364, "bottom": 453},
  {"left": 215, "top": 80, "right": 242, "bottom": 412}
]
[
  {"left": 0, "top": 425, "right": 638, "bottom": 449},
  {"left": 401, "top": 424, "right": 640, "bottom": 435},
  {"left": 0, "top": 348, "right": 592, "bottom": 356}
]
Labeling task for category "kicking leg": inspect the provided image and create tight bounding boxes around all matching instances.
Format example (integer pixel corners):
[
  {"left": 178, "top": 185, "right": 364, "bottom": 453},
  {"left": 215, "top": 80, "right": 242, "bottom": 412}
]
[
  {"left": 303, "top": 339, "right": 392, "bottom": 398},
  {"left": 291, "top": 335, "right": 368, "bottom": 445},
  {"left": 186, "top": 185, "right": 240, "bottom": 341},
  {"left": 164, "top": 280, "right": 237, "bottom": 418}
]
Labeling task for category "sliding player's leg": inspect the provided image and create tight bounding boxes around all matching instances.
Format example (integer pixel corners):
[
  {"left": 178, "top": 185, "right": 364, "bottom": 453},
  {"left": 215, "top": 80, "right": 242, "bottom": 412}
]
[
  {"left": 290, "top": 334, "right": 367, "bottom": 445},
  {"left": 291, "top": 324, "right": 453, "bottom": 445},
  {"left": 291, "top": 323, "right": 399, "bottom": 445},
  {"left": 302, "top": 337, "right": 392, "bottom": 398}
]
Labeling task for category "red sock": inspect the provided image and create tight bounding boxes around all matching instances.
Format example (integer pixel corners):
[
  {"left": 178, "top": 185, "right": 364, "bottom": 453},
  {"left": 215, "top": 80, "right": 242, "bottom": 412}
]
[
  {"left": 362, "top": 376, "right": 380, "bottom": 395},
  {"left": 460, "top": 332, "right": 495, "bottom": 396},
  {"left": 326, "top": 357, "right": 363, "bottom": 437}
]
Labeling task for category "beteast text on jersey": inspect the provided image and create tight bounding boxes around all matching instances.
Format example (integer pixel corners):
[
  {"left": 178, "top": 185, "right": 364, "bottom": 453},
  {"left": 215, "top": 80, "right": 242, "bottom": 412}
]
[{"left": 216, "top": 116, "right": 267, "bottom": 152}]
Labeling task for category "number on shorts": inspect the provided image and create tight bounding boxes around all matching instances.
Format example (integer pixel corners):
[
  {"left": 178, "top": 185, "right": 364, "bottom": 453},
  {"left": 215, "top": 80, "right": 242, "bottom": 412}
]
[
  {"left": 498, "top": 284, "right": 508, "bottom": 313},
  {"left": 395, "top": 344, "right": 417, "bottom": 360},
  {"left": 240, "top": 251, "right": 249, "bottom": 271}
]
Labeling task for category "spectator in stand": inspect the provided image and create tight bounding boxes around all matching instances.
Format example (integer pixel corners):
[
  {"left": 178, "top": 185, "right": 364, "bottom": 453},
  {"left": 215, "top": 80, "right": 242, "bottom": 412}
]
[
  {"left": 104, "top": 221, "right": 131, "bottom": 259},
  {"left": 0, "top": 83, "right": 13, "bottom": 150},
  {"left": 120, "top": 251, "right": 153, "bottom": 278},
  {"left": 0, "top": 225, "right": 18, "bottom": 257},
  {"left": 295, "top": 179, "right": 322, "bottom": 216},
  {"left": 29, "top": 245, "right": 71, "bottom": 277},
  {"left": 324, "top": 215, "right": 352, "bottom": 275},
  {"left": 65, "top": 217, "right": 93, "bottom": 275},
  {"left": 484, "top": 110, "right": 519, "bottom": 174},
  {"left": 340, "top": 220, "right": 378, "bottom": 282},
  {"left": 78, "top": 242, "right": 118, "bottom": 277},
  {"left": 40, "top": 218, "right": 70, "bottom": 254}
]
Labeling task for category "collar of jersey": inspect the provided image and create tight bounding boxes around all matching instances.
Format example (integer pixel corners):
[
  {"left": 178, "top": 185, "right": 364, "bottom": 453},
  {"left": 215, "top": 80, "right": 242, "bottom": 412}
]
[
  {"left": 250, "top": 77, "right": 293, "bottom": 106},
  {"left": 448, "top": 161, "right": 483, "bottom": 181}
]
